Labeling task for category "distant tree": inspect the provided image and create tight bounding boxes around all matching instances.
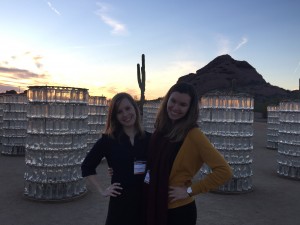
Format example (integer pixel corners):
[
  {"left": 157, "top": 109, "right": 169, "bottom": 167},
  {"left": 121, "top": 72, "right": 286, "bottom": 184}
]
[{"left": 5, "top": 90, "right": 17, "bottom": 94}]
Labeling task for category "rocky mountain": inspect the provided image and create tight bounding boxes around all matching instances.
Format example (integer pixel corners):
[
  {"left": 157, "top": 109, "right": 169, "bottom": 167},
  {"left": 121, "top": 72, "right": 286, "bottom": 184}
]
[{"left": 177, "top": 54, "right": 299, "bottom": 113}]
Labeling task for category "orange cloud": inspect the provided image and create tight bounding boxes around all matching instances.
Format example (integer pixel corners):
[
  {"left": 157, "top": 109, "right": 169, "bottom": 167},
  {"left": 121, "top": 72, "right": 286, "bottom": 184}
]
[
  {"left": 33, "top": 55, "right": 43, "bottom": 69},
  {"left": 0, "top": 66, "right": 51, "bottom": 93}
]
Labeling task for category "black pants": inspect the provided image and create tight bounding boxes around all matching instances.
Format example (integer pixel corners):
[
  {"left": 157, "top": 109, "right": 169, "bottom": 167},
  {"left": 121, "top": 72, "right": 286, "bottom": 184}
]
[{"left": 167, "top": 201, "right": 197, "bottom": 225}]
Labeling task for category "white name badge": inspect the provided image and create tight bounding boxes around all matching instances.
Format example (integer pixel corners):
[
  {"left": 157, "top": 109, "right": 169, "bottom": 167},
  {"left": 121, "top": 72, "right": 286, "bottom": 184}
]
[
  {"left": 134, "top": 161, "right": 146, "bottom": 175},
  {"left": 144, "top": 170, "right": 150, "bottom": 184}
]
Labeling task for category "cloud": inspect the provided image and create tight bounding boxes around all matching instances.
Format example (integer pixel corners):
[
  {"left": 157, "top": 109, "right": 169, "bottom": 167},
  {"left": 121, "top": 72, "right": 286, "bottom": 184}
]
[
  {"left": 98, "top": 85, "right": 118, "bottom": 96},
  {"left": 216, "top": 35, "right": 248, "bottom": 55},
  {"left": 0, "top": 66, "right": 50, "bottom": 90},
  {"left": 294, "top": 60, "right": 300, "bottom": 73},
  {"left": 0, "top": 67, "right": 47, "bottom": 79},
  {"left": 1, "top": 60, "right": 8, "bottom": 65},
  {"left": 0, "top": 66, "right": 51, "bottom": 92},
  {"left": 0, "top": 83, "right": 18, "bottom": 93},
  {"left": 0, "top": 52, "right": 52, "bottom": 93},
  {"left": 46, "top": 1, "right": 61, "bottom": 15},
  {"left": 0, "top": 67, "right": 31, "bottom": 74},
  {"left": 100, "top": 15, "right": 127, "bottom": 35},
  {"left": 32, "top": 55, "right": 43, "bottom": 69},
  {"left": 95, "top": 2, "right": 128, "bottom": 35},
  {"left": 1, "top": 52, "right": 44, "bottom": 71},
  {"left": 125, "top": 88, "right": 138, "bottom": 98},
  {"left": 234, "top": 37, "right": 248, "bottom": 51},
  {"left": 90, "top": 83, "right": 138, "bottom": 99}
]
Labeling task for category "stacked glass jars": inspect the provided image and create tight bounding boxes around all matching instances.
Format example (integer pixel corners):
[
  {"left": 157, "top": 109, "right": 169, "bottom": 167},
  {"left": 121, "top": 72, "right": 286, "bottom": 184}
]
[
  {"left": 277, "top": 100, "right": 300, "bottom": 180},
  {"left": 0, "top": 95, "right": 3, "bottom": 151},
  {"left": 198, "top": 92, "right": 254, "bottom": 193},
  {"left": 24, "top": 86, "right": 89, "bottom": 201},
  {"left": 1, "top": 94, "right": 28, "bottom": 156},
  {"left": 142, "top": 99, "right": 161, "bottom": 132},
  {"left": 87, "top": 96, "right": 108, "bottom": 153},
  {"left": 266, "top": 105, "right": 279, "bottom": 149}
]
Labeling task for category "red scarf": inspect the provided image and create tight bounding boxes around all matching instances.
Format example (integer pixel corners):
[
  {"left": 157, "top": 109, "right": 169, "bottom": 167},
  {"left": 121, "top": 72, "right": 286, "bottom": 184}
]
[{"left": 143, "top": 131, "right": 182, "bottom": 225}]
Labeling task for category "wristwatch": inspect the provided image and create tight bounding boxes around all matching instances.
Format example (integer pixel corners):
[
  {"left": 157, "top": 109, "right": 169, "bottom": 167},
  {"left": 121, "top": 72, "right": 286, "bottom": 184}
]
[{"left": 186, "top": 187, "right": 193, "bottom": 197}]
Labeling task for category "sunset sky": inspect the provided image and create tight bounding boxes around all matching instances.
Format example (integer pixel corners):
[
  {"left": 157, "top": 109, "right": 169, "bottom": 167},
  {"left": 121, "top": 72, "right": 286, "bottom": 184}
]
[{"left": 0, "top": 0, "right": 299, "bottom": 99}]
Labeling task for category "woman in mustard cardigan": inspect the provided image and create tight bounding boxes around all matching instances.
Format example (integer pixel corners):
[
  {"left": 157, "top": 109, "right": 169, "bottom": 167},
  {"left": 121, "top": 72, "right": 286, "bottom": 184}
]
[{"left": 144, "top": 82, "right": 232, "bottom": 225}]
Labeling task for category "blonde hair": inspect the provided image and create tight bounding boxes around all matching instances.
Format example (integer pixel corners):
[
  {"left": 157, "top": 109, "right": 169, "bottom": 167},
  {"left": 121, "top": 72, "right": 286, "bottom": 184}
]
[
  {"left": 105, "top": 92, "right": 144, "bottom": 139},
  {"left": 155, "top": 82, "right": 199, "bottom": 142}
]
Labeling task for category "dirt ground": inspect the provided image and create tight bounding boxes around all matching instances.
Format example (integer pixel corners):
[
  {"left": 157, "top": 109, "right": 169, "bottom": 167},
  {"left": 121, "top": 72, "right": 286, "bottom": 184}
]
[{"left": 0, "top": 122, "right": 299, "bottom": 225}]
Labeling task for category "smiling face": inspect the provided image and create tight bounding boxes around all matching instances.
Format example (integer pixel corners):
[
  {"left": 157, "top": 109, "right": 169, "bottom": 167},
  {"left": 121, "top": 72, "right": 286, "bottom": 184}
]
[
  {"left": 167, "top": 91, "right": 191, "bottom": 122},
  {"left": 116, "top": 98, "right": 137, "bottom": 128}
]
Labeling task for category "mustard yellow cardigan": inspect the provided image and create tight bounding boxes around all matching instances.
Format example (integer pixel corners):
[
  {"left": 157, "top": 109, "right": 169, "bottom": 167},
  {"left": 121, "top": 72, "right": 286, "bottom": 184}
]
[{"left": 168, "top": 127, "right": 232, "bottom": 209}]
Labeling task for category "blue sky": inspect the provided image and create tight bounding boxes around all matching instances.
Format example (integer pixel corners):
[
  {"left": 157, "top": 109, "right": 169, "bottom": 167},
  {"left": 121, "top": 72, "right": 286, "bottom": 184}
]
[{"left": 0, "top": 0, "right": 299, "bottom": 99}]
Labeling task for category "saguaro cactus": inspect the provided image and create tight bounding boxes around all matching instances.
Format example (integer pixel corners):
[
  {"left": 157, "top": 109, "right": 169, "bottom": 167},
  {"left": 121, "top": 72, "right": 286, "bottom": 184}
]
[{"left": 137, "top": 54, "right": 146, "bottom": 116}]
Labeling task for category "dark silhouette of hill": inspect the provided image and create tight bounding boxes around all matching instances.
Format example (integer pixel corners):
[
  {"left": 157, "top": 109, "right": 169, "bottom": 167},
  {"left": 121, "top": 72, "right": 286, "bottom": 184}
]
[{"left": 177, "top": 54, "right": 299, "bottom": 115}]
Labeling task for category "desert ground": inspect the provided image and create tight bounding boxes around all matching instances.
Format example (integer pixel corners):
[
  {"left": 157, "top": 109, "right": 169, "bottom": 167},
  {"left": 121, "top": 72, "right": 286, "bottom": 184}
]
[{"left": 0, "top": 121, "right": 299, "bottom": 225}]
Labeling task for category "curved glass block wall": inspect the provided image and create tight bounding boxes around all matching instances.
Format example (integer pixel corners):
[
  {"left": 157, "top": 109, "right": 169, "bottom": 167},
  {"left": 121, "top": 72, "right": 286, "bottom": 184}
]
[
  {"left": 143, "top": 99, "right": 162, "bottom": 133},
  {"left": 24, "top": 86, "right": 89, "bottom": 201},
  {"left": 87, "top": 96, "right": 108, "bottom": 153},
  {"left": 266, "top": 105, "right": 279, "bottom": 149},
  {"left": 0, "top": 95, "right": 3, "bottom": 152},
  {"left": 1, "top": 94, "right": 28, "bottom": 156},
  {"left": 198, "top": 92, "right": 254, "bottom": 193},
  {"left": 277, "top": 100, "right": 300, "bottom": 180}
]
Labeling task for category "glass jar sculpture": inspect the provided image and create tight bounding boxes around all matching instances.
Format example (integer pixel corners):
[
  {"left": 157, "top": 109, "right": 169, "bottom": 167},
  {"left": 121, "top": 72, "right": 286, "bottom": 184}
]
[
  {"left": 142, "top": 99, "right": 162, "bottom": 133},
  {"left": 87, "top": 96, "right": 108, "bottom": 153},
  {"left": 198, "top": 92, "right": 254, "bottom": 193},
  {"left": 24, "top": 86, "right": 89, "bottom": 201},
  {"left": 1, "top": 94, "right": 28, "bottom": 156},
  {"left": 277, "top": 100, "right": 300, "bottom": 180},
  {"left": 266, "top": 105, "right": 279, "bottom": 149},
  {"left": 0, "top": 95, "right": 3, "bottom": 152}
]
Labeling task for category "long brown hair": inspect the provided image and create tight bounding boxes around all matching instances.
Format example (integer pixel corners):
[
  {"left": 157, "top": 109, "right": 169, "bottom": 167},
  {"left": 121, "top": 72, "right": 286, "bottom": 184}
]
[
  {"left": 105, "top": 92, "right": 144, "bottom": 139},
  {"left": 155, "top": 82, "right": 199, "bottom": 142}
]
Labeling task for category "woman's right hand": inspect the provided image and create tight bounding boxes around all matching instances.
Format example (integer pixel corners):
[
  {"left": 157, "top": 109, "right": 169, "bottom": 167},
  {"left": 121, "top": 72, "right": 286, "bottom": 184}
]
[{"left": 102, "top": 183, "right": 123, "bottom": 197}]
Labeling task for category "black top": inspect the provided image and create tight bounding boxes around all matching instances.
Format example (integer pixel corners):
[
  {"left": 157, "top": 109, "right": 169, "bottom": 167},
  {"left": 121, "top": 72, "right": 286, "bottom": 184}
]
[{"left": 81, "top": 131, "right": 151, "bottom": 225}]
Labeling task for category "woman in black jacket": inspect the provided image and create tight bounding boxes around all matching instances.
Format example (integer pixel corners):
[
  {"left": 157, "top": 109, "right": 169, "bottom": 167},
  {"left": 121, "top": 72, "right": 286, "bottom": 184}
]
[{"left": 81, "top": 92, "right": 151, "bottom": 225}]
